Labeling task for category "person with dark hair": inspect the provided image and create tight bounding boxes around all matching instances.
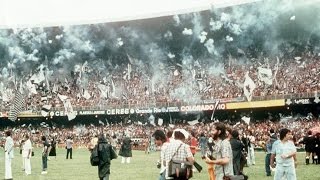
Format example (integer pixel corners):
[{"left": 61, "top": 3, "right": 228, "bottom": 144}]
[
  {"left": 229, "top": 130, "right": 244, "bottom": 176},
  {"left": 300, "top": 130, "right": 315, "bottom": 165},
  {"left": 153, "top": 130, "right": 168, "bottom": 180},
  {"left": 265, "top": 128, "right": 277, "bottom": 176},
  {"left": 66, "top": 136, "right": 73, "bottom": 159},
  {"left": 247, "top": 131, "right": 256, "bottom": 166},
  {"left": 199, "top": 132, "right": 207, "bottom": 160},
  {"left": 314, "top": 133, "right": 320, "bottom": 165},
  {"left": 205, "top": 122, "right": 233, "bottom": 180},
  {"left": 189, "top": 131, "right": 198, "bottom": 157},
  {"left": 4, "top": 130, "right": 14, "bottom": 180},
  {"left": 270, "top": 128, "right": 297, "bottom": 180},
  {"left": 41, "top": 136, "right": 51, "bottom": 175},
  {"left": 49, "top": 136, "right": 57, "bottom": 160},
  {"left": 164, "top": 129, "right": 194, "bottom": 180},
  {"left": 118, "top": 135, "right": 132, "bottom": 164},
  {"left": 143, "top": 136, "right": 150, "bottom": 154},
  {"left": 97, "top": 134, "right": 117, "bottom": 180},
  {"left": 166, "top": 131, "right": 173, "bottom": 142}
]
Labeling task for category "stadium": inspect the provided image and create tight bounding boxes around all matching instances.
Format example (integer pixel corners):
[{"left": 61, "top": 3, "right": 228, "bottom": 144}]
[{"left": 0, "top": 0, "right": 320, "bottom": 180}]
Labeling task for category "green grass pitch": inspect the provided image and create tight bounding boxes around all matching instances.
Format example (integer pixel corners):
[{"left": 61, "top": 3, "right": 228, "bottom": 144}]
[{"left": 0, "top": 148, "right": 319, "bottom": 180}]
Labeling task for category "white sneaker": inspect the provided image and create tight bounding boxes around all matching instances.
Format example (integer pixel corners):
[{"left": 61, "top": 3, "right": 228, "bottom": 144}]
[{"left": 41, "top": 171, "right": 47, "bottom": 174}]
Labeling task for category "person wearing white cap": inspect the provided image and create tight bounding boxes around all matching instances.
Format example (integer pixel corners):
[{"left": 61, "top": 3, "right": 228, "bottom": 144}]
[{"left": 164, "top": 129, "right": 194, "bottom": 179}]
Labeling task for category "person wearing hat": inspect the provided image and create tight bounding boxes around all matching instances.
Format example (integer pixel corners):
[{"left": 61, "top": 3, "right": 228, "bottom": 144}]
[{"left": 164, "top": 129, "right": 194, "bottom": 180}]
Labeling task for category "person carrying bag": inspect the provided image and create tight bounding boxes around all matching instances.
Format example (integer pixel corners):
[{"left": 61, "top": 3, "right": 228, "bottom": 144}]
[{"left": 165, "top": 129, "right": 195, "bottom": 180}]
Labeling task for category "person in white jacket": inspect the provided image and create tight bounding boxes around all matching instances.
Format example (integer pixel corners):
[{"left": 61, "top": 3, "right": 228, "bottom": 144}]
[
  {"left": 4, "top": 130, "right": 14, "bottom": 180},
  {"left": 22, "top": 134, "right": 32, "bottom": 175}
]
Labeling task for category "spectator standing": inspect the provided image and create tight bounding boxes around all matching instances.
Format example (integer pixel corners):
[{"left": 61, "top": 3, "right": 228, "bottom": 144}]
[
  {"left": 66, "top": 136, "right": 74, "bottom": 159},
  {"left": 247, "top": 131, "right": 256, "bottom": 165},
  {"left": 199, "top": 132, "right": 207, "bottom": 159},
  {"left": 49, "top": 136, "right": 57, "bottom": 160},
  {"left": 270, "top": 128, "right": 297, "bottom": 180},
  {"left": 97, "top": 134, "right": 117, "bottom": 180},
  {"left": 4, "top": 131, "right": 14, "bottom": 180},
  {"left": 152, "top": 130, "right": 169, "bottom": 180},
  {"left": 300, "top": 130, "right": 315, "bottom": 164},
  {"left": 22, "top": 134, "right": 32, "bottom": 175},
  {"left": 229, "top": 130, "right": 244, "bottom": 175},
  {"left": 205, "top": 122, "right": 233, "bottom": 180},
  {"left": 265, "top": 129, "right": 277, "bottom": 176},
  {"left": 118, "top": 136, "right": 132, "bottom": 164},
  {"left": 189, "top": 131, "right": 198, "bottom": 156},
  {"left": 41, "top": 136, "right": 51, "bottom": 175},
  {"left": 164, "top": 129, "right": 194, "bottom": 180},
  {"left": 19, "top": 139, "right": 25, "bottom": 171}
]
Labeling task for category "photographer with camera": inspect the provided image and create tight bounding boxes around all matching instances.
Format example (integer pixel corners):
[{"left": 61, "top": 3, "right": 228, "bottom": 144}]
[
  {"left": 153, "top": 130, "right": 170, "bottom": 180},
  {"left": 164, "top": 129, "right": 194, "bottom": 180},
  {"left": 205, "top": 122, "right": 233, "bottom": 180}
]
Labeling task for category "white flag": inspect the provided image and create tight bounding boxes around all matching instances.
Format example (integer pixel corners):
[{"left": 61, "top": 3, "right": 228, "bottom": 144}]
[
  {"left": 61, "top": 97, "right": 76, "bottom": 120},
  {"left": 243, "top": 72, "right": 256, "bottom": 101},
  {"left": 241, "top": 116, "right": 250, "bottom": 125},
  {"left": 158, "top": 118, "right": 163, "bottom": 126},
  {"left": 257, "top": 67, "right": 273, "bottom": 85},
  {"left": 83, "top": 90, "right": 91, "bottom": 100},
  {"left": 188, "top": 119, "right": 199, "bottom": 126}
]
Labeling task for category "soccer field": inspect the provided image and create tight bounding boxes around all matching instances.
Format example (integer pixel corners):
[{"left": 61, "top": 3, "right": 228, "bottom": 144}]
[{"left": 0, "top": 148, "right": 319, "bottom": 180}]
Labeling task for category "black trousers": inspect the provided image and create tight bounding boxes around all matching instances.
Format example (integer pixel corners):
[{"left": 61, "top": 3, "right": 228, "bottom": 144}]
[{"left": 66, "top": 148, "right": 72, "bottom": 159}]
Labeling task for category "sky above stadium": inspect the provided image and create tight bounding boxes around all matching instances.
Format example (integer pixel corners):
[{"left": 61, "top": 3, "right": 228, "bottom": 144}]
[
  {"left": 0, "top": 0, "right": 263, "bottom": 28},
  {"left": 0, "top": 0, "right": 320, "bottom": 109}
]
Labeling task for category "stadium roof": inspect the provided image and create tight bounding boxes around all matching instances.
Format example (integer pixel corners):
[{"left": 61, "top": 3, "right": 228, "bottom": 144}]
[{"left": 0, "top": 0, "right": 262, "bottom": 29}]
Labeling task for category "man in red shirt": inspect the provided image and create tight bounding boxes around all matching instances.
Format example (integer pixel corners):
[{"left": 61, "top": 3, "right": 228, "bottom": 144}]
[{"left": 189, "top": 131, "right": 198, "bottom": 156}]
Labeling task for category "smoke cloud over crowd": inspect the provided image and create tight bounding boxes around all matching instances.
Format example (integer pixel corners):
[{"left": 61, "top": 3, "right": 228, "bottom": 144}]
[{"left": 0, "top": 0, "right": 319, "bottom": 105}]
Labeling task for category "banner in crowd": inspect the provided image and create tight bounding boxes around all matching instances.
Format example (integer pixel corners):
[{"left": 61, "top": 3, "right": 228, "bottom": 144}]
[
  {"left": 285, "top": 97, "right": 320, "bottom": 105},
  {"left": 202, "top": 97, "right": 245, "bottom": 104},
  {"left": 17, "top": 110, "right": 42, "bottom": 118},
  {"left": 46, "top": 103, "right": 226, "bottom": 117},
  {"left": 226, "top": 99, "right": 285, "bottom": 109},
  {"left": 1, "top": 99, "right": 302, "bottom": 118}
]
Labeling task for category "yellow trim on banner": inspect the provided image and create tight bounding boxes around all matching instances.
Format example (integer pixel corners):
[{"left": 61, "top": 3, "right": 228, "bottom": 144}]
[{"left": 226, "top": 99, "right": 285, "bottom": 109}]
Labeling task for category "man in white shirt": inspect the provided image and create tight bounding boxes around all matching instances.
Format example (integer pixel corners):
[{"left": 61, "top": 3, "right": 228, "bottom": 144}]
[
  {"left": 22, "top": 134, "right": 32, "bottom": 175},
  {"left": 4, "top": 131, "right": 14, "bottom": 180},
  {"left": 66, "top": 136, "right": 74, "bottom": 159}
]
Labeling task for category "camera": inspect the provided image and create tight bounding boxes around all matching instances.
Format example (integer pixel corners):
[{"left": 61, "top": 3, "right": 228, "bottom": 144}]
[
  {"left": 206, "top": 152, "right": 215, "bottom": 160},
  {"left": 156, "top": 160, "right": 161, "bottom": 169}
]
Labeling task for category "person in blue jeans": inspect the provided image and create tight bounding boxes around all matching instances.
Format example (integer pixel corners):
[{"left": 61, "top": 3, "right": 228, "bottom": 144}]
[
  {"left": 270, "top": 128, "right": 297, "bottom": 180},
  {"left": 41, "top": 136, "right": 51, "bottom": 175},
  {"left": 265, "top": 129, "right": 277, "bottom": 176}
]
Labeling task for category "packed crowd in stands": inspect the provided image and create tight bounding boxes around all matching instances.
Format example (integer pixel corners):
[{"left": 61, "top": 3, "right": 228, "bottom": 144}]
[
  {"left": 1, "top": 117, "right": 319, "bottom": 150},
  {"left": 1, "top": 52, "right": 320, "bottom": 111}
]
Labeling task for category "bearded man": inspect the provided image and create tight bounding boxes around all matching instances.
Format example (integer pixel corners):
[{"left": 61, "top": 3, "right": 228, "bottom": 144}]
[{"left": 205, "top": 122, "right": 234, "bottom": 180}]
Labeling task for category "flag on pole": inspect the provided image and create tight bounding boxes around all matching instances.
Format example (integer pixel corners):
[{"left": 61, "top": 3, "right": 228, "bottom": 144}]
[
  {"left": 8, "top": 89, "right": 25, "bottom": 121},
  {"left": 210, "top": 100, "right": 220, "bottom": 120},
  {"left": 41, "top": 104, "right": 52, "bottom": 117}
]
